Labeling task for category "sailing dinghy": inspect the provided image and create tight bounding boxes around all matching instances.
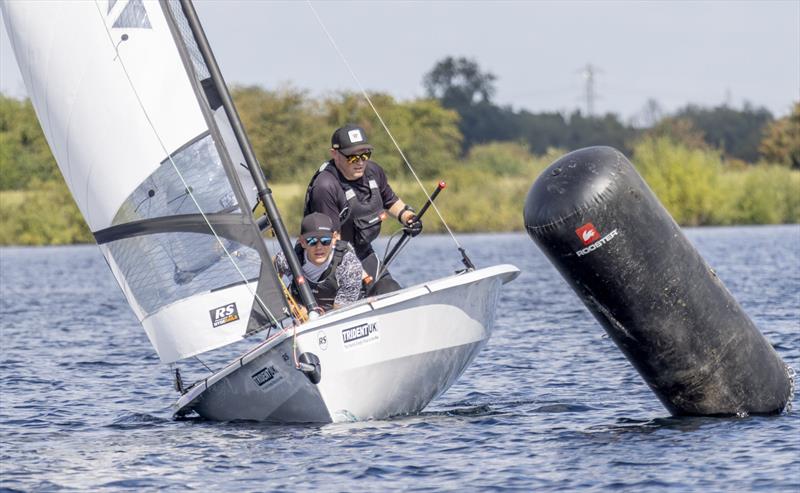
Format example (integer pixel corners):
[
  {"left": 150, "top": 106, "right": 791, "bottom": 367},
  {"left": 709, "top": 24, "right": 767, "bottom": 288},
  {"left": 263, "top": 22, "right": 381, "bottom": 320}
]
[{"left": 3, "top": 0, "right": 519, "bottom": 423}]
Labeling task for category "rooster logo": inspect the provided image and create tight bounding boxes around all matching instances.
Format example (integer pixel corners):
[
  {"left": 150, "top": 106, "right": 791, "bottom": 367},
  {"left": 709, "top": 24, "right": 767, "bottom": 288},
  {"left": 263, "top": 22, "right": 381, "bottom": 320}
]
[{"left": 575, "top": 223, "right": 601, "bottom": 246}]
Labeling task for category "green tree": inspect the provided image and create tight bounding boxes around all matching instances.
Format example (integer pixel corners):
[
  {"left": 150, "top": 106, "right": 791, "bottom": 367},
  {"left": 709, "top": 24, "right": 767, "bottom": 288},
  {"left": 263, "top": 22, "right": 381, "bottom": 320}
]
[
  {"left": 0, "top": 95, "right": 60, "bottom": 189},
  {"left": 233, "top": 87, "right": 462, "bottom": 183},
  {"left": 321, "top": 92, "right": 462, "bottom": 179},
  {"left": 644, "top": 117, "right": 708, "bottom": 150},
  {"left": 423, "top": 57, "right": 519, "bottom": 151},
  {"left": 564, "top": 111, "right": 638, "bottom": 154},
  {"left": 422, "top": 57, "right": 642, "bottom": 155},
  {"left": 516, "top": 111, "right": 570, "bottom": 154},
  {"left": 423, "top": 56, "right": 496, "bottom": 107},
  {"left": 232, "top": 85, "right": 328, "bottom": 183},
  {"left": 672, "top": 103, "right": 773, "bottom": 162},
  {"left": 759, "top": 102, "right": 800, "bottom": 168}
]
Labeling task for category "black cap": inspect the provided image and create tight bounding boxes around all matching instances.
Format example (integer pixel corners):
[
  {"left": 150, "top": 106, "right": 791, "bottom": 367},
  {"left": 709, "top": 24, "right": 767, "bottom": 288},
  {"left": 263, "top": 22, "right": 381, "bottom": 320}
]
[
  {"left": 300, "top": 212, "right": 337, "bottom": 236},
  {"left": 331, "top": 124, "right": 374, "bottom": 154}
]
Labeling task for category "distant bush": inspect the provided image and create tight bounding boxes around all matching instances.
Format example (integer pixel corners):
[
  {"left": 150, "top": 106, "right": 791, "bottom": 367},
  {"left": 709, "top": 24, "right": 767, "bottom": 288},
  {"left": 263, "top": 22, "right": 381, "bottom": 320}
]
[
  {"left": 0, "top": 96, "right": 60, "bottom": 190},
  {"left": 758, "top": 102, "right": 800, "bottom": 168},
  {"left": 269, "top": 182, "right": 307, "bottom": 237},
  {"left": 633, "top": 136, "right": 726, "bottom": 226},
  {"left": 462, "top": 141, "right": 537, "bottom": 176},
  {"left": 633, "top": 137, "right": 800, "bottom": 225},
  {"left": 0, "top": 179, "right": 91, "bottom": 245},
  {"left": 720, "top": 165, "right": 800, "bottom": 224}
]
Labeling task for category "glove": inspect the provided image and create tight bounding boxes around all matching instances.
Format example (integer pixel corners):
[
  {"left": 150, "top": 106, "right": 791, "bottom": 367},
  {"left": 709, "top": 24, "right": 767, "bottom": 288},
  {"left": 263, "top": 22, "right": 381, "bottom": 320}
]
[{"left": 404, "top": 217, "right": 423, "bottom": 237}]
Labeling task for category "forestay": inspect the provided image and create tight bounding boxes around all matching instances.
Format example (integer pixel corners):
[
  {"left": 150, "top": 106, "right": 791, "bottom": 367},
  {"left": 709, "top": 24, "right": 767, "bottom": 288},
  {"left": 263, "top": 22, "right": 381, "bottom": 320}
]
[{"left": 2, "top": 0, "right": 291, "bottom": 362}]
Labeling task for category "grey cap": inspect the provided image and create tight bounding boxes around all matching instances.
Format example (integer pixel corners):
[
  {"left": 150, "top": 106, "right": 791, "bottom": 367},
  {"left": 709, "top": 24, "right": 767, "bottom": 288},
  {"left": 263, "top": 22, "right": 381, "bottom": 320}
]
[{"left": 300, "top": 212, "right": 337, "bottom": 236}]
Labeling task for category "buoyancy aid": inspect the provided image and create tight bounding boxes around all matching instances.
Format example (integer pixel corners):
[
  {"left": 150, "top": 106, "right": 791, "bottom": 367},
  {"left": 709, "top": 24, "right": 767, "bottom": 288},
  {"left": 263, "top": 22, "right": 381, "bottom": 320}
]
[
  {"left": 304, "top": 161, "right": 386, "bottom": 259},
  {"left": 290, "top": 240, "right": 350, "bottom": 311}
]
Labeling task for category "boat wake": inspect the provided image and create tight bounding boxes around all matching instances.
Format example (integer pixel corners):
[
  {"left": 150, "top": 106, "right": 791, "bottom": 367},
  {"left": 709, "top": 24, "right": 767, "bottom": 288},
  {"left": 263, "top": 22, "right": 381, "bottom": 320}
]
[{"left": 107, "top": 412, "right": 172, "bottom": 430}]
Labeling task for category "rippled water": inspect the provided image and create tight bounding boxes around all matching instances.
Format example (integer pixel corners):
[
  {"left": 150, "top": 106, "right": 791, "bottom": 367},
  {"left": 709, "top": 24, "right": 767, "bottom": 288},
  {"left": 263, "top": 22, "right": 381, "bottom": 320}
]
[{"left": 1, "top": 226, "right": 798, "bottom": 491}]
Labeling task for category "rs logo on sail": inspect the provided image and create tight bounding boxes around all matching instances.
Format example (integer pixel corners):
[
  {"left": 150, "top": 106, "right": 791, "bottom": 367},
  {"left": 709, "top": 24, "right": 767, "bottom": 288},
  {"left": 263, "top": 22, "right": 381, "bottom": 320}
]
[{"left": 210, "top": 302, "right": 239, "bottom": 327}]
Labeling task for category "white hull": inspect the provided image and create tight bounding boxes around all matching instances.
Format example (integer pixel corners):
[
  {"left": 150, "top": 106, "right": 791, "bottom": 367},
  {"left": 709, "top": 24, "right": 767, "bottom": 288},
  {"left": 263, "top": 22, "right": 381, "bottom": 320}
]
[{"left": 175, "top": 264, "right": 519, "bottom": 422}]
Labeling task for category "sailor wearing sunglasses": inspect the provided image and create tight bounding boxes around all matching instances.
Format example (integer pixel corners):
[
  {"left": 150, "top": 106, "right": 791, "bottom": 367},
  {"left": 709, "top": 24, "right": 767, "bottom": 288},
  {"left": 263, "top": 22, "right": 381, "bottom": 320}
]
[
  {"left": 304, "top": 124, "right": 423, "bottom": 295},
  {"left": 273, "top": 213, "right": 362, "bottom": 312}
]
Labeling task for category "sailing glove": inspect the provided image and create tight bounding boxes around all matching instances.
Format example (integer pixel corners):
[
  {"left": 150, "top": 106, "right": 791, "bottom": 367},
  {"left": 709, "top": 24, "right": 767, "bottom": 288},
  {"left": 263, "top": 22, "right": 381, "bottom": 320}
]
[
  {"left": 399, "top": 205, "right": 422, "bottom": 237},
  {"left": 404, "top": 217, "right": 423, "bottom": 237}
]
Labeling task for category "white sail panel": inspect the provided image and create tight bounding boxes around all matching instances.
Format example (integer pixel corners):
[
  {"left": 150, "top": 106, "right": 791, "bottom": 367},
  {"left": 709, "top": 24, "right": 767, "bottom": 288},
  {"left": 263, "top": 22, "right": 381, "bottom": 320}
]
[
  {"left": 3, "top": 1, "right": 292, "bottom": 362},
  {"left": 2, "top": 0, "right": 206, "bottom": 231},
  {"left": 100, "top": 237, "right": 264, "bottom": 364},
  {"left": 142, "top": 282, "right": 259, "bottom": 364}
]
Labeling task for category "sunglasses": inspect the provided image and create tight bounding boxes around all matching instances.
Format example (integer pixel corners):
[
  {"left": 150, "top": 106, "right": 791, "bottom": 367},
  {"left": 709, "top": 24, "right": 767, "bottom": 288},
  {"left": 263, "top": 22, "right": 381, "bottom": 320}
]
[
  {"left": 304, "top": 236, "right": 332, "bottom": 247},
  {"left": 339, "top": 150, "right": 372, "bottom": 164}
]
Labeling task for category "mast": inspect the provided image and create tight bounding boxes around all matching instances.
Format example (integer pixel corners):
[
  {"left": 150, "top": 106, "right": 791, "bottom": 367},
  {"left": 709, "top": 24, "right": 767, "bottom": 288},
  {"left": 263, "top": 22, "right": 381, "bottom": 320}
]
[{"left": 178, "top": 0, "right": 319, "bottom": 315}]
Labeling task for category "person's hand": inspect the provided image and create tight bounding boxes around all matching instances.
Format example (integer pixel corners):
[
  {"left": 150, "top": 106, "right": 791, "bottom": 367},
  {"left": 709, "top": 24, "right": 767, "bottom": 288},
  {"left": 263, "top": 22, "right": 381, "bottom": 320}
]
[
  {"left": 404, "top": 216, "right": 423, "bottom": 237},
  {"left": 398, "top": 208, "right": 414, "bottom": 225}
]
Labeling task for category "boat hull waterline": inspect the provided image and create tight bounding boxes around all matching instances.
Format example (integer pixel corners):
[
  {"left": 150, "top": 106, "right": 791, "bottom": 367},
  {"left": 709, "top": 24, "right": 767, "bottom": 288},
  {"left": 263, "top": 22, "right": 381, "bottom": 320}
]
[{"left": 176, "top": 264, "right": 520, "bottom": 422}]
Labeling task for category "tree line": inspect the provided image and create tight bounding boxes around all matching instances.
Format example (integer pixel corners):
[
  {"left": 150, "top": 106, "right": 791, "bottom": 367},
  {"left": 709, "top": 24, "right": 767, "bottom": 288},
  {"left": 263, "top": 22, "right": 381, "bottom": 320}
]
[
  {"left": 423, "top": 57, "right": 799, "bottom": 166},
  {"left": 0, "top": 56, "right": 798, "bottom": 245}
]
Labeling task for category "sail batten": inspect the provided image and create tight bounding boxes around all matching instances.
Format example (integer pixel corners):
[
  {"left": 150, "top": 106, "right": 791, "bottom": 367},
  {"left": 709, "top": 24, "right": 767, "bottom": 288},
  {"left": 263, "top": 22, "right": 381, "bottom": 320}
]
[
  {"left": 95, "top": 213, "right": 251, "bottom": 244},
  {"left": 2, "top": 0, "right": 291, "bottom": 363}
]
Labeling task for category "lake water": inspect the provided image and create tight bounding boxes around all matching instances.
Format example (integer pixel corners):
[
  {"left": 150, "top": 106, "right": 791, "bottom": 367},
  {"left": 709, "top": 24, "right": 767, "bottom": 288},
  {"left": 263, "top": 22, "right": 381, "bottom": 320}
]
[{"left": 1, "top": 226, "right": 798, "bottom": 491}]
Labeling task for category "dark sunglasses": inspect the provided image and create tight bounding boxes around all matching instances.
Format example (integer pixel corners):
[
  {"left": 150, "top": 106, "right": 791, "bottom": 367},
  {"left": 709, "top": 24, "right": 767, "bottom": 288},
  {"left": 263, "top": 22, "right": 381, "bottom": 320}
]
[
  {"left": 304, "top": 236, "right": 332, "bottom": 247},
  {"left": 339, "top": 150, "right": 371, "bottom": 164}
]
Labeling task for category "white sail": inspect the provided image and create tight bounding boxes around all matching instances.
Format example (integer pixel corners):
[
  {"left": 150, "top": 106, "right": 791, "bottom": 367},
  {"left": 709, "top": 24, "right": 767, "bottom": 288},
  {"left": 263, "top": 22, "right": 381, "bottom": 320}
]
[{"left": 2, "top": 0, "right": 290, "bottom": 363}]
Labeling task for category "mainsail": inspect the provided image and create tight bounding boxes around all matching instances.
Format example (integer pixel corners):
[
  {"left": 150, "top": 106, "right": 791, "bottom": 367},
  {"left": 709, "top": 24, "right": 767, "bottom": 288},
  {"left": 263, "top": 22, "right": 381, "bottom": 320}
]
[{"left": 2, "top": 0, "right": 292, "bottom": 363}]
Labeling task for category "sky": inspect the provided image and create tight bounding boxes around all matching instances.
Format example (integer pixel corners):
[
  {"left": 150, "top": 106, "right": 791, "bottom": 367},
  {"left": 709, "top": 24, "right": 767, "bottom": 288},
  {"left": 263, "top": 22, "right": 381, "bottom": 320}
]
[{"left": 1, "top": 0, "right": 798, "bottom": 123}]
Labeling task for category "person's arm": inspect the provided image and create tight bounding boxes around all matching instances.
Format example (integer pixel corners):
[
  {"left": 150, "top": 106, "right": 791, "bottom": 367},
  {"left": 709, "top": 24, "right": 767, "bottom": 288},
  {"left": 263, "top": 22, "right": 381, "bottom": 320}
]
[
  {"left": 388, "top": 200, "right": 414, "bottom": 224},
  {"left": 372, "top": 164, "right": 412, "bottom": 223},
  {"left": 333, "top": 250, "right": 365, "bottom": 308},
  {"left": 389, "top": 199, "right": 423, "bottom": 237},
  {"left": 374, "top": 163, "right": 421, "bottom": 235}
]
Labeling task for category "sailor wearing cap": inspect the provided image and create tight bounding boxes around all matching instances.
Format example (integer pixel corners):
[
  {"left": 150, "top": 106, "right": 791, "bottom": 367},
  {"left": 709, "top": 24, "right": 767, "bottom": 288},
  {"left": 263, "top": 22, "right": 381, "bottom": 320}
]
[
  {"left": 273, "top": 212, "right": 362, "bottom": 312},
  {"left": 303, "top": 124, "right": 422, "bottom": 295}
]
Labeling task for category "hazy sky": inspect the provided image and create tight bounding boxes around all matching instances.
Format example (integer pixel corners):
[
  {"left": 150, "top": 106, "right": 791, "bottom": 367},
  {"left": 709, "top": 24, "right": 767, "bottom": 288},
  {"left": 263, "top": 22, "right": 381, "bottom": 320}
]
[{"left": 2, "top": 0, "right": 798, "bottom": 122}]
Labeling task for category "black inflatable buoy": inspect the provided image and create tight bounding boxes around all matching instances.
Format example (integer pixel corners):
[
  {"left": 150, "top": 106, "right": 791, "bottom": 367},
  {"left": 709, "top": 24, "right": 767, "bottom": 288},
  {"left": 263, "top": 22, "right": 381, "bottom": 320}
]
[{"left": 524, "top": 146, "right": 791, "bottom": 416}]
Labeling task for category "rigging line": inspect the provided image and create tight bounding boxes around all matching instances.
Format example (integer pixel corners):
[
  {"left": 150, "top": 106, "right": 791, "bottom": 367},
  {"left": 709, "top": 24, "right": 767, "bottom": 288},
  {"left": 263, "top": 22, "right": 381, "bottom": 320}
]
[
  {"left": 91, "top": 1, "right": 281, "bottom": 329},
  {"left": 378, "top": 229, "right": 409, "bottom": 280},
  {"left": 381, "top": 229, "right": 405, "bottom": 263},
  {"left": 167, "top": 188, "right": 190, "bottom": 205},
  {"left": 306, "top": 1, "right": 463, "bottom": 251},
  {"left": 193, "top": 355, "right": 213, "bottom": 373},
  {"left": 133, "top": 195, "right": 150, "bottom": 213},
  {"left": 176, "top": 192, "right": 189, "bottom": 212}
]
